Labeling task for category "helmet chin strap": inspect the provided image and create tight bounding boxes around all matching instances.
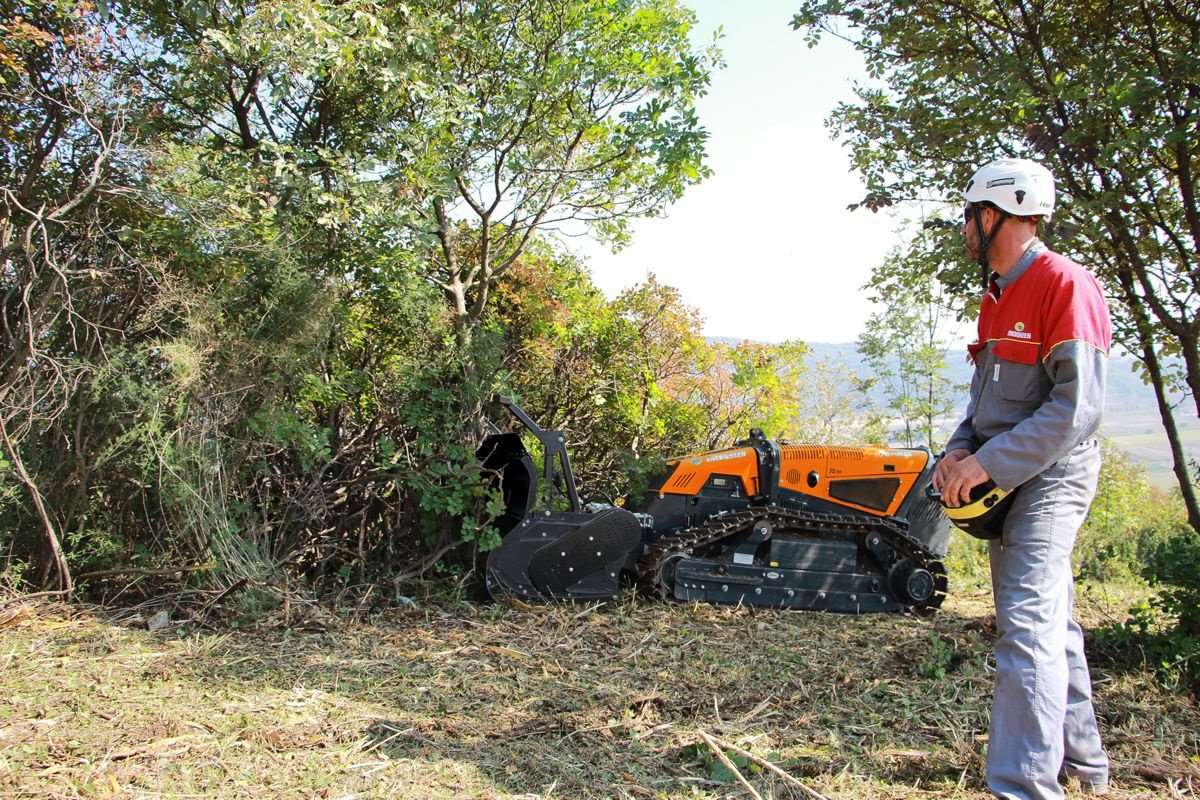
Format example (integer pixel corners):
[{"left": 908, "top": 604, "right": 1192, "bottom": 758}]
[{"left": 972, "top": 207, "right": 1009, "bottom": 288}]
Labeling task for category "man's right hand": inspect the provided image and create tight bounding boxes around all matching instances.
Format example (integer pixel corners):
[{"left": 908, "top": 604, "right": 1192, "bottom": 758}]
[
  {"left": 932, "top": 449, "right": 972, "bottom": 498},
  {"left": 934, "top": 449, "right": 993, "bottom": 507}
]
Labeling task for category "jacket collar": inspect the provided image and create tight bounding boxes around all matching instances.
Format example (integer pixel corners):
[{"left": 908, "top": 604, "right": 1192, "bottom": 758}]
[{"left": 995, "top": 241, "right": 1047, "bottom": 294}]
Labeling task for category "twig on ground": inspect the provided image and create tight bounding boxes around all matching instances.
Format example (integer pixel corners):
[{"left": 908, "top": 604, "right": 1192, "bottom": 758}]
[
  {"left": 0, "top": 589, "right": 71, "bottom": 608},
  {"left": 75, "top": 564, "right": 215, "bottom": 581},
  {"left": 195, "top": 577, "right": 249, "bottom": 619},
  {"left": 702, "top": 732, "right": 832, "bottom": 800},
  {"left": 698, "top": 730, "right": 762, "bottom": 800}
]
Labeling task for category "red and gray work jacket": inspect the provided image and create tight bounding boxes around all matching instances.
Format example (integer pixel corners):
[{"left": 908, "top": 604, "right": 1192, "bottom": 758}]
[{"left": 945, "top": 245, "right": 1112, "bottom": 491}]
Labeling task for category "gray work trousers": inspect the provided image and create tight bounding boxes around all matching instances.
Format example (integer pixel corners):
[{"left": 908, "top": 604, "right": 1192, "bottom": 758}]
[{"left": 987, "top": 438, "right": 1109, "bottom": 799}]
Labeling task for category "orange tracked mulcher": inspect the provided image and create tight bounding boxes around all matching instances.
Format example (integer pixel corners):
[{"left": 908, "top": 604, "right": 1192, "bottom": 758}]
[{"left": 479, "top": 398, "right": 950, "bottom": 614}]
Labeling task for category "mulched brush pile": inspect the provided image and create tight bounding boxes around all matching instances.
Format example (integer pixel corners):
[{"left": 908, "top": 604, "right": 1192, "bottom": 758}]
[{"left": 1, "top": 584, "right": 1197, "bottom": 799}]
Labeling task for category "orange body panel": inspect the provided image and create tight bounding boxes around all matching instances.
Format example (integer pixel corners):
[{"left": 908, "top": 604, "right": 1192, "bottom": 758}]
[
  {"left": 657, "top": 447, "right": 761, "bottom": 499},
  {"left": 659, "top": 443, "right": 931, "bottom": 518},
  {"left": 777, "top": 444, "right": 930, "bottom": 517}
]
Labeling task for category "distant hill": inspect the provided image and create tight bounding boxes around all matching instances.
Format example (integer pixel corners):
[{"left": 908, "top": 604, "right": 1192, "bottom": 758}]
[
  {"left": 800, "top": 341, "right": 1162, "bottom": 410},
  {"left": 713, "top": 337, "right": 1198, "bottom": 489}
]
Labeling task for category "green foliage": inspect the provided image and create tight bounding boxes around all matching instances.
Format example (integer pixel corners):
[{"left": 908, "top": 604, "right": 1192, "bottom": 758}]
[
  {"left": 680, "top": 742, "right": 777, "bottom": 783},
  {"left": 1075, "top": 439, "right": 1186, "bottom": 584},
  {"left": 0, "top": 0, "right": 148, "bottom": 590},
  {"left": 857, "top": 251, "right": 959, "bottom": 449},
  {"left": 1094, "top": 529, "right": 1200, "bottom": 695},
  {"left": 398, "top": 0, "right": 721, "bottom": 339},
  {"left": 0, "top": 556, "right": 32, "bottom": 594},
  {"left": 0, "top": 0, "right": 720, "bottom": 597},
  {"left": 1144, "top": 534, "right": 1200, "bottom": 637},
  {"left": 916, "top": 633, "right": 960, "bottom": 680}
]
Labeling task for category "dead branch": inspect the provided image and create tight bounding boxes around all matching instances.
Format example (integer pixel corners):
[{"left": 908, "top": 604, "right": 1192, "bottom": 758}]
[
  {"left": 195, "top": 577, "right": 250, "bottom": 618},
  {"left": 0, "top": 588, "right": 72, "bottom": 608},
  {"left": 697, "top": 730, "right": 763, "bottom": 800},
  {"left": 75, "top": 563, "right": 216, "bottom": 581},
  {"left": 0, "top": 423, "right": 71, "bottom": 592},
  {"left": 389, "top": 538, "right": 463, "bottom": 587},
  {"left": 701, "top": 732, "right": 832, "bottom": 800}
]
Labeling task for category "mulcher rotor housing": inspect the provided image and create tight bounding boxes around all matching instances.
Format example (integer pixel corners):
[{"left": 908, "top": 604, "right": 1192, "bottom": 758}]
[{"left": 477, "top": 398, "right": 950, "bottom": 614}]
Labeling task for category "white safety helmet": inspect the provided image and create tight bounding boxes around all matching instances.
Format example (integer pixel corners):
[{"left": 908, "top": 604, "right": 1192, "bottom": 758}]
[{"left": 963, "top": 158, "right": 1055, "bottom": 220}]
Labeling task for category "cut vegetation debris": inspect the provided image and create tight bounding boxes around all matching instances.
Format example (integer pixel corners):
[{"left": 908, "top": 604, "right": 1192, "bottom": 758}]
[{"left": 1, "top": 584, "right": 1197, "bottom": 800}]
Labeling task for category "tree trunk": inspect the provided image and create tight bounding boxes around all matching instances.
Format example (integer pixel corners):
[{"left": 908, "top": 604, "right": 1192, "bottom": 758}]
[
  {"left": 1105, "top": 222, "right": 1200, "bottom": 535},
  {"left": 1137, "top": 327, "right": 1200, "bottom": 534},
  {"left": 1, "top": 424, "right": 72, "bottom": 591}
]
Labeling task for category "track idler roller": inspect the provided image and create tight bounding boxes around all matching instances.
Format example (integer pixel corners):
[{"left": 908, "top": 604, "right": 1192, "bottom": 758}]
[{"left": 892, "top": 561, "right": 936, "bottom": 604}]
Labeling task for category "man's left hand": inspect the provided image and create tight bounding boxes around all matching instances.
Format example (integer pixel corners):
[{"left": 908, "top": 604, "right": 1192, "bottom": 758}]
[{"left": 939, "top": 454, "right": 990, "bottom": 507}]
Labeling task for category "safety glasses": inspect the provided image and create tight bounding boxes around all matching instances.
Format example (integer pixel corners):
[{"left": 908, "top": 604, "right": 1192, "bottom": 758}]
[{"left": 964, "top": 202, "right": 996, "bottom": 222}]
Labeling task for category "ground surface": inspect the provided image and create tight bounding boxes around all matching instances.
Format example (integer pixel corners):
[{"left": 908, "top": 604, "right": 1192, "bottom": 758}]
[{"left": 1, "top": 581, "right": 1198, "bottom": 799}]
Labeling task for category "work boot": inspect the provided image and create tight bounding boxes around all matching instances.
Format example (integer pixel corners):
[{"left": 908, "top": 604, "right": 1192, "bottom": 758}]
[
  {"left": 1062, "top": 773, "right": 1110, "bottom": 796},
  {"left": 1073, "top": 778, "right": 1109, "bottom": 796}
]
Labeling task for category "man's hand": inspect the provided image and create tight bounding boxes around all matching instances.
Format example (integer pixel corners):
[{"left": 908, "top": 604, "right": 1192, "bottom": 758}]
[
  {"left": 932, "top": 450, "right": 990, "bottom": 507},
  {"left": 932, "top": 449, "right": 969, "bottom": 492}
]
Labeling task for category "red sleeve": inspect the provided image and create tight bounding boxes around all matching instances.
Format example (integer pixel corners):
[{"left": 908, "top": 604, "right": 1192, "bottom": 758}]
[{"left": 1040, "top": 256, "right": 1112, "bottom": 359}]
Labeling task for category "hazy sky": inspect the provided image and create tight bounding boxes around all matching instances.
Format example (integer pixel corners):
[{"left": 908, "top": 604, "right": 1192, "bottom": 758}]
[{"left": 573, "top": 0, "right": 930, "bottom": 345}]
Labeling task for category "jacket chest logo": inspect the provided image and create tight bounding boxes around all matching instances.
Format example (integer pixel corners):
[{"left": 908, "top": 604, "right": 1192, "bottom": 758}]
[{"left": 1005, "top": 320, "right": 1033, "bottom": 340}]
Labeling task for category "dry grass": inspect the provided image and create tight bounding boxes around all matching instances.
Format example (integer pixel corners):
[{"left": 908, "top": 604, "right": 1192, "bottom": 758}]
[{"left": 1, "top": 578, "right": 1197, "bottom": 799}]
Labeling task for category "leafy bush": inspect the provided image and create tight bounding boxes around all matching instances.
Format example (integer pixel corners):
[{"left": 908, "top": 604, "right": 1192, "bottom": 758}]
[
  {"left": 1092, "top": 510, "right": 1200, "bottom": 695},
  {"left": 943, "top": 533, "right": 989, "bottom": 587},
  {"left": 1075, "top": 440, "right": 1185, "bottom": 583},
  {"left": 1144, "top": 532, "right": 1200, "bottom": 634}
]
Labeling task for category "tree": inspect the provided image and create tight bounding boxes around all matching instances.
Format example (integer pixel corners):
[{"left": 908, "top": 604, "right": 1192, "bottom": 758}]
[
  {"left": 793, "top": 0, "right": 1200, "bottom": 533},
  {"left": 0, "top": 0, "right": 720, "bottom": 594},
  {"left": 857, "top": 239, "right": 960, "bottom": 449},
  {"left": 1, "top": 0, "right": 137, "bottom": 591},
  {"left": 412, "top": 0, "right": 719, "bottom": 345},
  {"left": 2, "top": 0, "right": 484, "bottom": 592}
]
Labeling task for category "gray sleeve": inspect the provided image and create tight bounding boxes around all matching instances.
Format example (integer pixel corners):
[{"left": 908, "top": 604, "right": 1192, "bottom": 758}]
[
  {"left": 974, "top": 341, "right": 1107, "bottom": 489},
  {"left": 945, "top": 366, "right": 983, "bottom": 454}
]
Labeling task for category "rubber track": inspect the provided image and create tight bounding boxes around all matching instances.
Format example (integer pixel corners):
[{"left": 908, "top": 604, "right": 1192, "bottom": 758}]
[{"left": 637, "top": 505, "right": 948, "bottom": 614}]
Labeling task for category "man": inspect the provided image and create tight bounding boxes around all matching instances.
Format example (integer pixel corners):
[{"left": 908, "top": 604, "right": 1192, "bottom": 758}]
[{"left": 932, "top": 158, "right": 1112, "bottom": 799}]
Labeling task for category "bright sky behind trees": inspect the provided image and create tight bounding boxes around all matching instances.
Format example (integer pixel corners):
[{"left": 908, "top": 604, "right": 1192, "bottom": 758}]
[{"left": 576, "top": 0, "right": 909, "bottom": 345}]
